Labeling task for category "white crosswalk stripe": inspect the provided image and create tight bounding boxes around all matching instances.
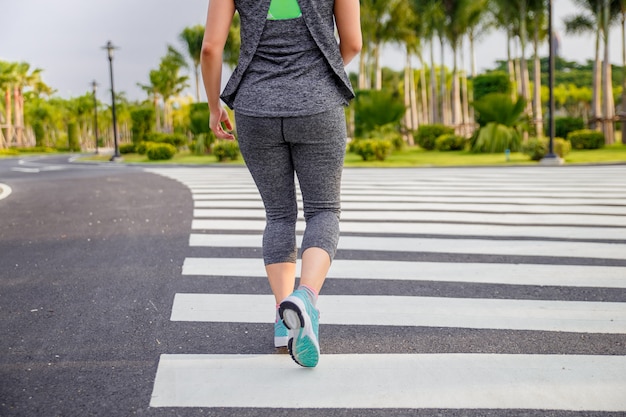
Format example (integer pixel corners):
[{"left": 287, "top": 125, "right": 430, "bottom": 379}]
[{"left": 146, "top": 165, "right": 626, "bottom": 413}]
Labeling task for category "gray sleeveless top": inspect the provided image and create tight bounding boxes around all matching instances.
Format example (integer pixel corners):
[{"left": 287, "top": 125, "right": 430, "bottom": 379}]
[{"left": 233, "top": 16, "right": 348, "bottom": 117}]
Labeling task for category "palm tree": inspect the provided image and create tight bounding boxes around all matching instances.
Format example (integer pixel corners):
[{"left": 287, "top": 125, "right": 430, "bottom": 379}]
[
  {"left": 411, "top": 0, "right": 443, "bottom": 124},
  {"left": 442, "top": 0, "right": 485, "bottom": 132},
  {"left": 600, "top": 0, "right": 617, "bottom": 143},
  {"left": 179, "top": 25, "right": 205, "bottom": 102},
  {"left": 528, "top": 0, "right": 548, "bottom": 137},
  {"left": 564, "top": 0, "right": 618, "bottom": 135},
  {"left": 359, "top": 0, "right": 400, "bottom": 90},
  {"left": 490, "top": 0, "right": 519, "bottom": 101}
]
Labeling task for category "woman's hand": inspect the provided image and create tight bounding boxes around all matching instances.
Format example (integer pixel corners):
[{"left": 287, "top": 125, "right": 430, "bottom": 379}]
[{"left": 210, "top": 106, "right": 235, "bottom": 140}]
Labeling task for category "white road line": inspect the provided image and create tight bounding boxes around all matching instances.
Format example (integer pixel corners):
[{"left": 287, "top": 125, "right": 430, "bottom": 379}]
[
  {"left": 150, "top": 353, "right": 626, "bottom": 410},
  {"left": 11, "top": 167, "right": 40, "bottom": 173},
  {"left": 193, "top": 208, "right": 626, "bottom": 227},
  {"left": 191, "top": 192, "right": 626, "bottom": 206},
  {"left": 191, "top": 219, "right": 626, "bottom": 240},
  {"left": 0, "top": 183, "right": 12, "bottom": 201},
  {"left": 170, "top": 294, "right": 626, "bottom": 334},
  {"left": 188, "top": 233, "right": 626, "bottom": 260},
  {"left": 194, "top": 199, "right": 626, "bottom": 215},
  {"left": 182, "top": 258, "right": 626, "bottom": 289}
]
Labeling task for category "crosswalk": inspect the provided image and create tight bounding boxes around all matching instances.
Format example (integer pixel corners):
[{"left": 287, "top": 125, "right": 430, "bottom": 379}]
[{"left": 146, "top": 165, "right": 626, "bottom": 413}]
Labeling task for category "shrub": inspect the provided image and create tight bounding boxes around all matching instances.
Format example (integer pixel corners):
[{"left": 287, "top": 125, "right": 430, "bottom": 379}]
[
  {"left": 0, "top": 149, "right": 20, "bottom": 156},
  {"left": 522, "top": 137, "right": 571, "bottom": 161},
  {"left": 435, "top": 134, "right": 466, "bottom": 151},
  {"left": 131, "top": 107, "right": 155, "bottom": 145},
  {"left": 67, "top": 122, "right": 81, "bottom": 152},
  {"left": 414, "top": 124, "right": 454, "bottom": 150},
  {"left": 473, "top": 71, "right": 512, "bottom": 102},
  {"left": 567, "top": 129, "right": 604, "bottom": 149},
  {"left": 146, "top": 143, "right": 177, "bottom": 161},
  {"left": 370, "top": 123, "right": 404, "bottom": 151},
  {"left": 32, "top": 121, "right": 46, "bottom": 147},
  {"left": 119, "top": 143, "right": 136, "bottom": 154},
  {"left": 351, "top": 139, "right": 392, "bottom": 161},
  {"left": 472, "top": 122, "right": 522, "bottom": 153},
  {"left": 213, "top": 140, "right": 240, "bottom": 162},
  {"left": 189, "top": 103, "right": 212, "bottom": 136},
  {"left": 146, "top": 132, "right": 188, "bottom": 148},
  {"left": 192, "top": 132, "right": 216, "bottom": 155},
  {"left": 12, "top": 146, "right": 55, "bottom": 153},
  {"left": 553, "top": 117, "right": 584, "bottom": 139},
  {"left": 136, "top": 141, "right": 156, "bottom": 155},
  {"left": 353, "top": 90, "right": 405, "bottom": 137}
]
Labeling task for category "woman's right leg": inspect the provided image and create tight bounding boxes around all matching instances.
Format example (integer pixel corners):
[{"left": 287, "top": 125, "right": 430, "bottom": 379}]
[{"left": 235, "top": 112, "right": 299, "bottom": 305}]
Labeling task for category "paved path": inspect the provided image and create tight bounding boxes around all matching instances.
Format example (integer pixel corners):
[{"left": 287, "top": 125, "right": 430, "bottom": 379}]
[{"left": 146, "top": 165, "right": 626, "bottom": 414}]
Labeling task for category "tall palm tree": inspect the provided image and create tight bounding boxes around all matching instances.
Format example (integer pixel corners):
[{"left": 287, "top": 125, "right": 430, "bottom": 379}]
[
  {"left": 411, "top": 0, "right": 443, "bottom": 124},
  {"left": 564, "top": 0, "right": 618, "bottom": 133},
  {"left": 528, "top": 0, "right": 548, "bottom": 137},
  {"left": 179, "top": 25, "right": 205, "bottom": 102},
  {"left": 442, "top": 0, "right": 484, "bottom": 131},
  {"left": 490, "top": 0, "right": 519, "bottom": 101},
  {"left": 148, "top": 46, "right": 189, "bottom": 133},
  {"left": 359, "top": 0, "right": 400, "bottom": 90}
]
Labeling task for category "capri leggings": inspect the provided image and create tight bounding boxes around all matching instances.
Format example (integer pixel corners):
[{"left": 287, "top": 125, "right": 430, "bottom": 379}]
[{"left": 234, "top": 107, "right": 347, "bottom": 266}]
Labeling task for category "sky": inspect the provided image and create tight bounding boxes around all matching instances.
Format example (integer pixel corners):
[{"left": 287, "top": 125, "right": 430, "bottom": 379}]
[{"left": 1, "top": 0, "right": 623, "bottom": 102}]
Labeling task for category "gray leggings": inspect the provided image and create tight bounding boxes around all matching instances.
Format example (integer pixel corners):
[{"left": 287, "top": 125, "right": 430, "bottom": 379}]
[{"left": 235, "top": 107, "right": 347, "bottom": 265}]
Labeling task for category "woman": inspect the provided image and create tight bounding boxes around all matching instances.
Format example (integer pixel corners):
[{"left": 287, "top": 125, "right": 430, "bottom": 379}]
[{"left": 201, "top": 0, "right": 361, "bottom": 368}]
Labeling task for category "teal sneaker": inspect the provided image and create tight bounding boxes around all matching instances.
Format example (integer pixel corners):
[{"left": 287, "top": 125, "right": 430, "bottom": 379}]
[
  {"left": 274, "top": 319, "right": 289, "bottom": 348},
  {"left": 279, "top": 289, "right": 320, "bottom": 367}
]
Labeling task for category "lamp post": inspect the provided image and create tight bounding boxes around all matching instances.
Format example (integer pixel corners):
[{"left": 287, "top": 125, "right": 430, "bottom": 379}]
[
  {"left": 91, "top": 80, "right": 99, "bottom": 155},
  {"left": 103, "top": 41, "right": 121, "bottom": 161},
  {"left": 541, "top": 0, "right": 563, "bottom": 165}
]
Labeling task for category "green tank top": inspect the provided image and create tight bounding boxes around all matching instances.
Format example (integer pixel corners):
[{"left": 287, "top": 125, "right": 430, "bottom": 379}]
[{"left": 267, "top": 0, "right": 302, "bottom": 20}]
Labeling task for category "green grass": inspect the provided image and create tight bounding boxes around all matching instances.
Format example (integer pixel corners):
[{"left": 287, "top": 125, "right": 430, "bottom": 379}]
[
  {"left": 48, "top": 142, "right": 626, "bottom": 167},
  {"left": 82, "top": 152, "right": 244, "bottom": 165}
]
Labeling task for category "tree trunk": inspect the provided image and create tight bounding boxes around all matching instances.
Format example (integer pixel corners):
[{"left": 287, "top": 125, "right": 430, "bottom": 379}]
[
  {"left": 591, "top": 5, "right": 603, "bottom": 130},
  {"left": 358, "top": 45, "right": 368, "bottom": 89},
  {"left": 533, "top": 26, "right": 544, "bottom": 138},
  {"left": 420, "top": 63, "right": 429, "bottom": 125},
  {"left": 403, "top": 53, "right": 414, "bottom": 139},
  {"left": 374, "top": 43, "right": 382, "bottom": 91},
  {"left": 602, "top": 0, "right": 615, "bottom": 144},
  {"left": 440, "top": 36, "right": 450, "bottom": 126},
  {"left": 451, "top": 45, "right": 462, "bottom": 131},
  {"left": 195, "top": 66, "right": 201, "bottom": 102},
  {"left": 621, "top": 12, "right": 626, "bottom": 144},
  {"left": 410, "top": 65, "right": 418, "bottom": 138},
  {"left": 430, "top": 39, "right": 439, "bottom": 124},
  {"left": 507, "top": 33, "right": 517, "bottom": 100},
  {"left": 5, "top": 87, "right": 12, "bottom": 146}
]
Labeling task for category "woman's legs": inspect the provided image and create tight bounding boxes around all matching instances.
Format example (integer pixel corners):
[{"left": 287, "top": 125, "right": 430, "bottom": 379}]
[
  {"left": 285, "top": 107, "right": 347, "bottom": 293},
  {"left": 235, "top": 113, "right": 299, "bottom": 304}
]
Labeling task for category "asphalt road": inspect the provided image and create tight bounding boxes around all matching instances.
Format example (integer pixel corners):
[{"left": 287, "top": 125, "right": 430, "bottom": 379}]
[{"left": 0, "top": 155, "right": 625, "bottom": 417}]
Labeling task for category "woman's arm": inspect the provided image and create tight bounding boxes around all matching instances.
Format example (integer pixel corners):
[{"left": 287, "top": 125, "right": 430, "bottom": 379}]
[
  {"left": 334, "top": 0, "right": 362, "bottom": 66},
  {"left": 201, "top": 0, "right": 236, "bottom": 140}
]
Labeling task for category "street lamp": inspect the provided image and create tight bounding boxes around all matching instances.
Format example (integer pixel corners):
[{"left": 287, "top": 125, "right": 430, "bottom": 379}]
[
  {"left": 91, "top": 80, "right": 99, "bottom": 155},
  {"left": 541, "top": 0, "right": 563, "bottom": 165},
  {"left": 103, "top": 41, "right": 121, "bottom": 161}
]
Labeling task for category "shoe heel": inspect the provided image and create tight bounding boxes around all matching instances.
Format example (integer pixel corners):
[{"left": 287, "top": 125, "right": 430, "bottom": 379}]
[{"left": 279, "top": 300, "right": 304, "bottom": 330}]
